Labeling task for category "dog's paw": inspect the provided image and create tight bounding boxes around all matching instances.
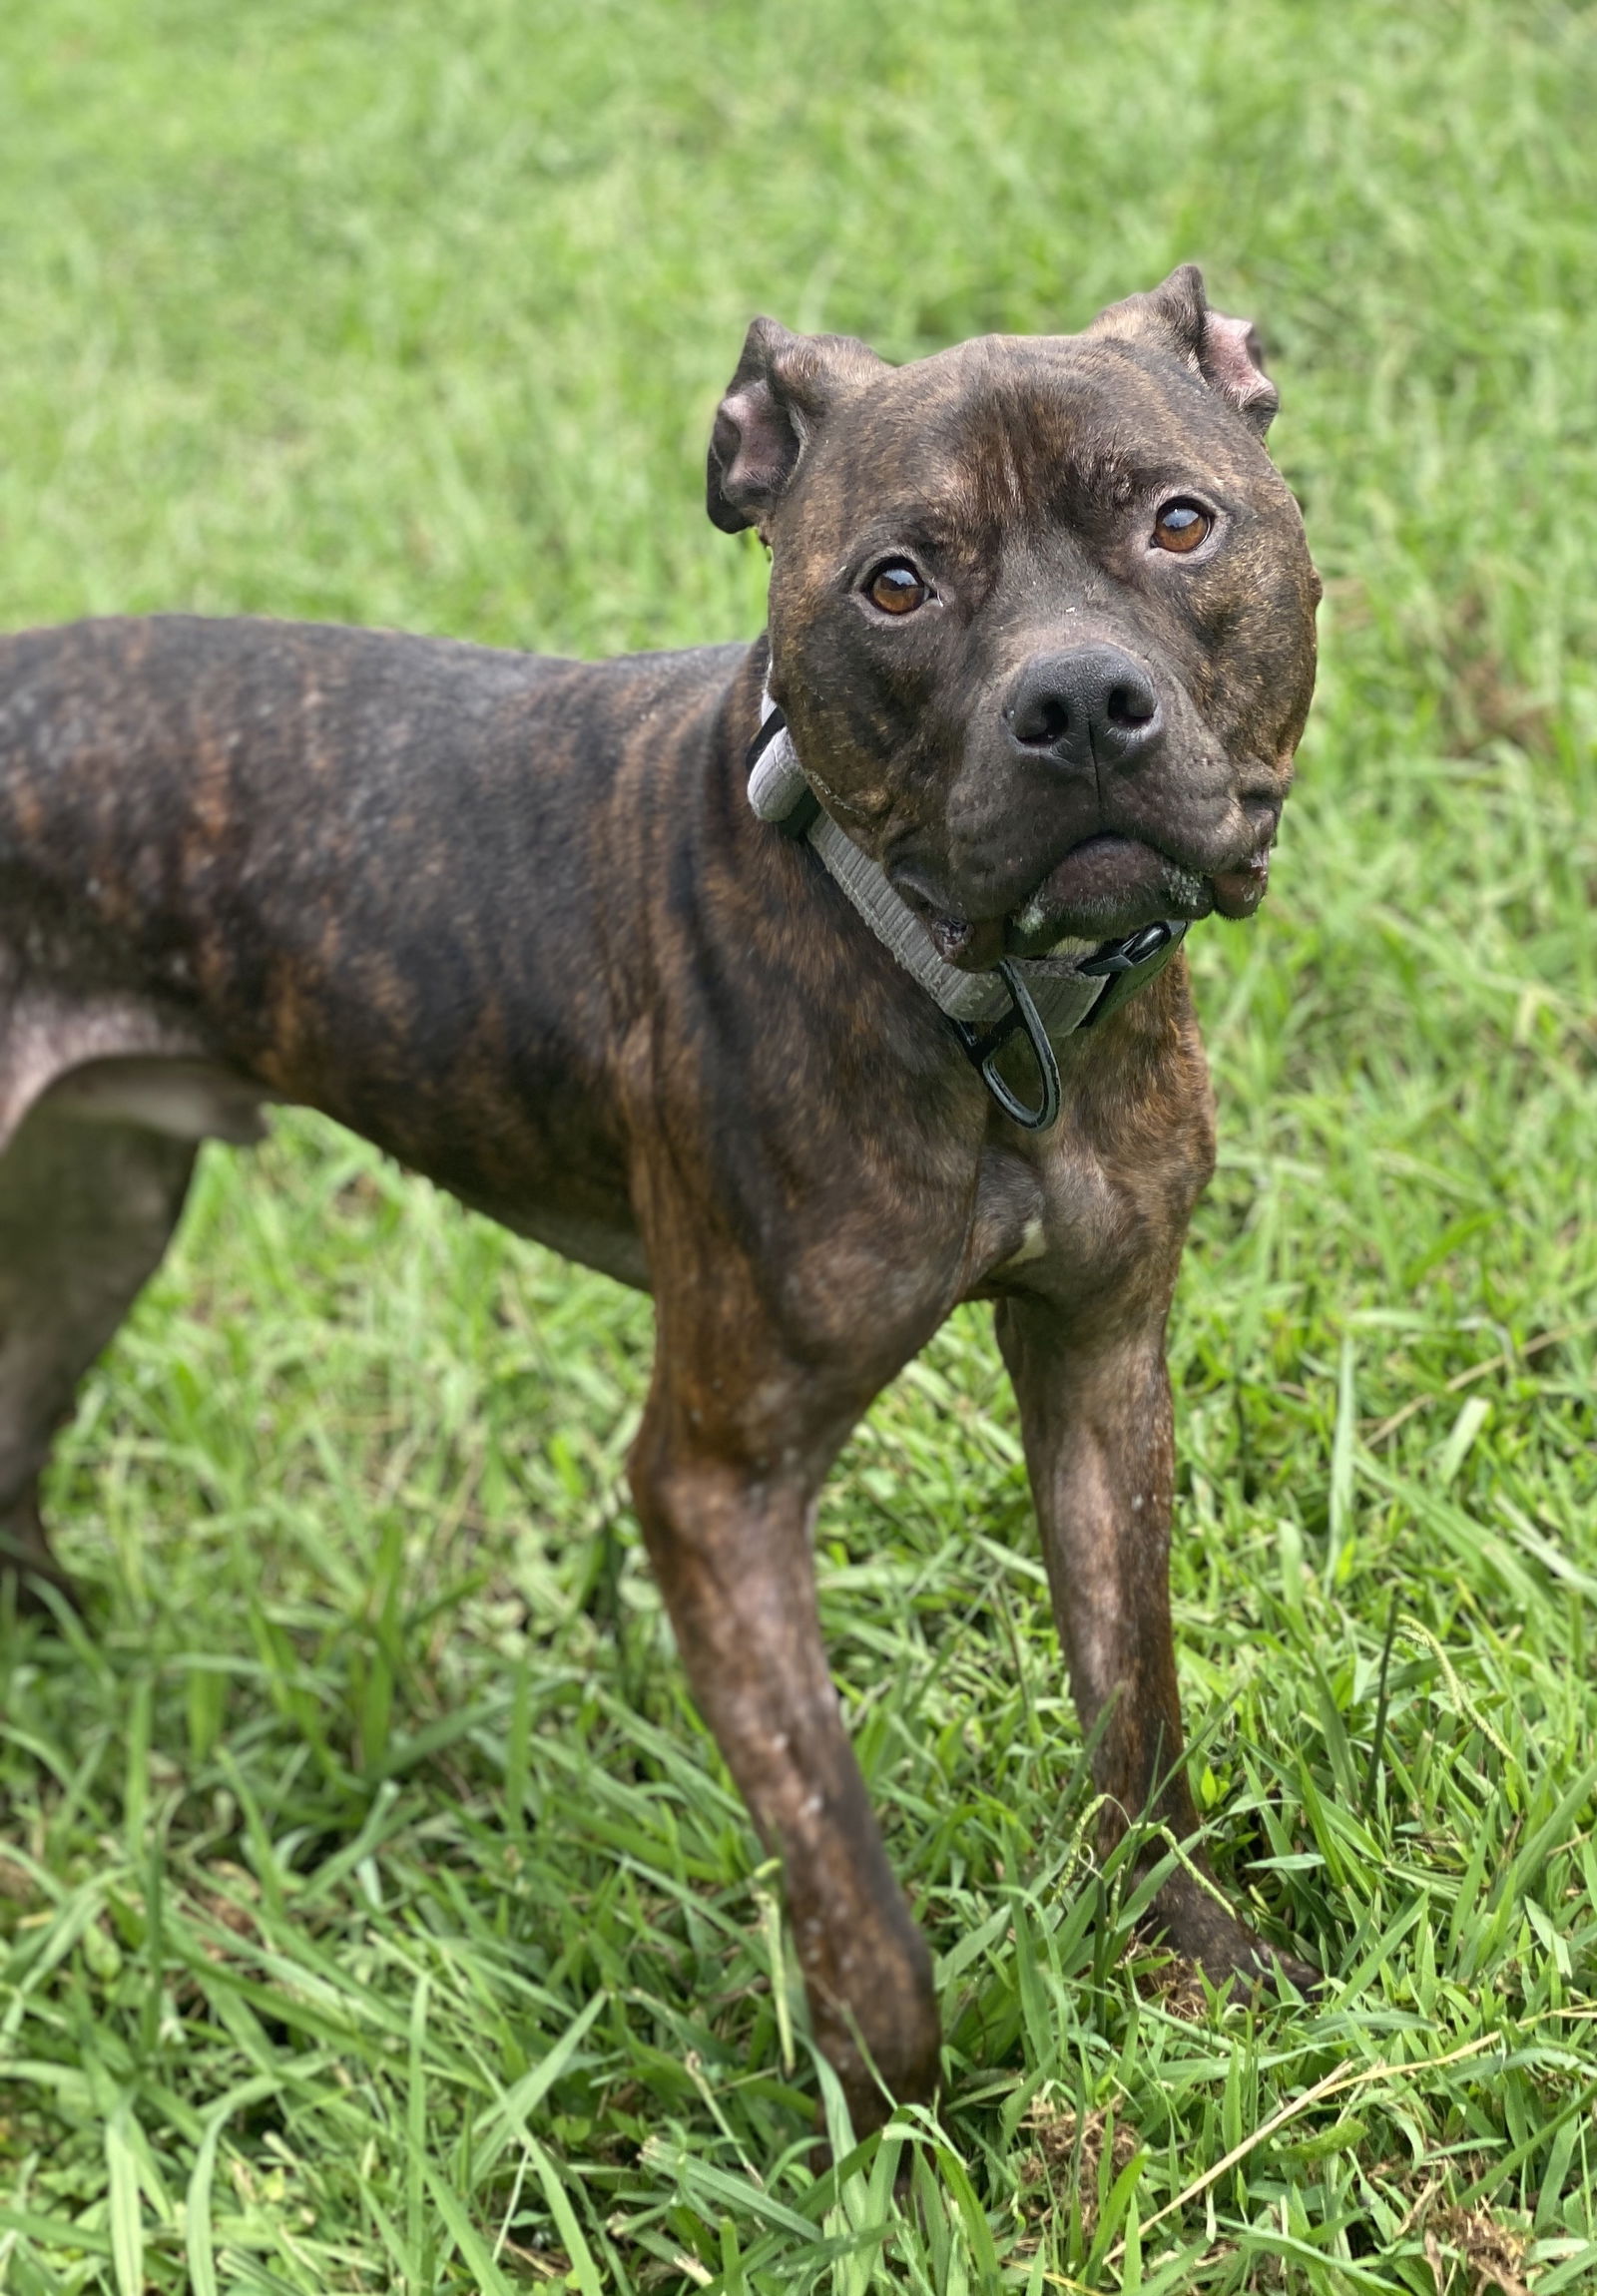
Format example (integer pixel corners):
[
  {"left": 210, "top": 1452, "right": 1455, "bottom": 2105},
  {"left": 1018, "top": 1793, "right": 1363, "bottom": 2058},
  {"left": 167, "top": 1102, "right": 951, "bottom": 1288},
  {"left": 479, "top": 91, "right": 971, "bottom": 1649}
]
[
  {"left": 1157, "top": 1873, "right": 1320, "bottom": 2004},
  {"left": 0, "top": 1526, "right": 84, "bottom": 1625},
  {"left": 1260, "top": 1944, "right": 1323, "bottom": 2000}
]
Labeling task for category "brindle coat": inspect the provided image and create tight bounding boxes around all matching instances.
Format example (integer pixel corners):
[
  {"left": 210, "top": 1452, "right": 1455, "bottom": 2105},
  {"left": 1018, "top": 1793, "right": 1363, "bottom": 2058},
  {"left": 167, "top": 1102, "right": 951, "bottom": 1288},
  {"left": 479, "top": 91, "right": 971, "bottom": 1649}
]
[{"left": 0, "top": 265, "right": 1320, "bottom": 2129}]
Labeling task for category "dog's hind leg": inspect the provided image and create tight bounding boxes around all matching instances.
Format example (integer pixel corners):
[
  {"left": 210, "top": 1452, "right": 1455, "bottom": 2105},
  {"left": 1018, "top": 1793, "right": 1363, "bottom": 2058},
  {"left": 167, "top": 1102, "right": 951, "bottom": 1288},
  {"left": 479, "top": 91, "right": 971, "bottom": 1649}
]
[{"left": 0, "top": 1088, "right": 204, "bottom": 1610}]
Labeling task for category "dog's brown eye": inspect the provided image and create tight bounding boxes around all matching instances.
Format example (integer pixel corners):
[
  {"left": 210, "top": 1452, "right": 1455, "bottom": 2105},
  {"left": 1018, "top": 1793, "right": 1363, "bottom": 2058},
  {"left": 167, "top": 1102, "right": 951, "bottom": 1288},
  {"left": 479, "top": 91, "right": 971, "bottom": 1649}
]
[
  {"left": 1153, "top": 501, "right": 1212, "bottom": 554},
  {"left": 866, "top": 561, "right": 930, "bottom": 615}
]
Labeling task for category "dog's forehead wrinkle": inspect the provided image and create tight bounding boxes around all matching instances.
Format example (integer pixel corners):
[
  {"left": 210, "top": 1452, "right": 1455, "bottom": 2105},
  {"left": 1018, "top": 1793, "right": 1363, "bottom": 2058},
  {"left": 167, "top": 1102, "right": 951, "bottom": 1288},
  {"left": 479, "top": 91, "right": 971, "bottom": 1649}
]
[
  {"left": 825, "top": 499, "right": 971, "bottom": 576},
  {"left": 913, "top": 407, "right": 1188, "bottom": 547},
  {"left": 820, "top": 360, "right": 1216, "bottom": 565}
]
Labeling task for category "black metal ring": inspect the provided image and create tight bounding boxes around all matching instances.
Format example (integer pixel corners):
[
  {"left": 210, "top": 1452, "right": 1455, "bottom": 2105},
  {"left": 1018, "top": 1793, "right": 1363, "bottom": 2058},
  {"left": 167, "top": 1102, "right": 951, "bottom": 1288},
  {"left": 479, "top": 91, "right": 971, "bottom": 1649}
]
[{"left": 954, "top": 960, "right": 1062, "bottom": 1132}]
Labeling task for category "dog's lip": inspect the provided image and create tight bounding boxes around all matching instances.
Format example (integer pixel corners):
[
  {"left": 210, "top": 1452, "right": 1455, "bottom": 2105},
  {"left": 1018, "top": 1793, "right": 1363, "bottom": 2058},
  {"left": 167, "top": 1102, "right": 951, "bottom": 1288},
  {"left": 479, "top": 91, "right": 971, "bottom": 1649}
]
[
  {"left": 1207, "top": 802, "right": 1279, "bottom": 919},
  {"left": 922, "top": 910, "right": 1009, "bottom": 970},
  {"left": 892, "top": 810, "right": 1279, "bottom": 969},
  {"left": 895, "top": 835, "right": 1201, "bottom": 969},
  {"left": 1006, "top": 804, "right": 1282, "bottom": 950},
  {"left": 1209, "top": 849, "right": 1271, "bottom": 919},
  {"left": 1001, "top": 833, "right": 1208, "bottom": 956},
  {"left": 887, "top": 863, "right": 1009, "bottom": 969}
]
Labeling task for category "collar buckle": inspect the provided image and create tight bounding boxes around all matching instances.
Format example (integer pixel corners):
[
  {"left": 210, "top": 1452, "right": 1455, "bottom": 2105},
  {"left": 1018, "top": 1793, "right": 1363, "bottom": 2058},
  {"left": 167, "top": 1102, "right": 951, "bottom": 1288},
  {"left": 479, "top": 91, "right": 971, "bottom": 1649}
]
[{"left": 1076, "top": 918, "right": 1186, "bottom": 1029}]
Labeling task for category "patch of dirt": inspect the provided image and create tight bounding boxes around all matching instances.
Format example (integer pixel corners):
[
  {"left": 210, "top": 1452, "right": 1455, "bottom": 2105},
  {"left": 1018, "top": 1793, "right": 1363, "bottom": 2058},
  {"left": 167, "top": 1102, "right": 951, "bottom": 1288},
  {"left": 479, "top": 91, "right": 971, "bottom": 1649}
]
[
  {"left": 1019, "top": 2096, "right": 1138, "bottom": 2237},
  {"left": 194, "top": 1859, "right": 263, "bottom": 1943},
  {"left": 1132, "top": 1947, "right": 1211, "bottom": 2022},
  {"left": 1434, "top": 597, "right": 1554, "bottom": 759},
  {"left": 0, "top": 1854, "right": 37, "bottom": 1904},
  {"left": 1424, "top": 2203, "right": 1532, "bottom": 2296},
  {"left": 1330, "top": 576, "right": 1557, "bottom": 760},
  {"left": 495, "top": 2232, "right": 574, "bottom": 2281}
]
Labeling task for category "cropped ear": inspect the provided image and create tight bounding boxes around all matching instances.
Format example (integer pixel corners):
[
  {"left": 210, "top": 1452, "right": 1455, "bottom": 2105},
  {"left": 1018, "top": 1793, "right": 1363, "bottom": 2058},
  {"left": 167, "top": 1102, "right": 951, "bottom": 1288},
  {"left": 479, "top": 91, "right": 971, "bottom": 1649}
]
[
  {"left": 1090, "top": 262, "right": 1280, "bottom": 437},
  {"left": 707, "top": 317, "right": 886, "bottom": 536}
]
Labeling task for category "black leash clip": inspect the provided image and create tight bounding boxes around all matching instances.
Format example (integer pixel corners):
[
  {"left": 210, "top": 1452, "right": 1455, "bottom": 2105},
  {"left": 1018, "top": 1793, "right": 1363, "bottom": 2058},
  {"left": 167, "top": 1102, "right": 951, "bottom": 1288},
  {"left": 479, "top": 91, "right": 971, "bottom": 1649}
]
[
  {"left": 952, "top": 920, "right": 1188, "bottom": 1129},
  {"left": 951, "top": 960, "right": 1062, "bottom": 1133}
]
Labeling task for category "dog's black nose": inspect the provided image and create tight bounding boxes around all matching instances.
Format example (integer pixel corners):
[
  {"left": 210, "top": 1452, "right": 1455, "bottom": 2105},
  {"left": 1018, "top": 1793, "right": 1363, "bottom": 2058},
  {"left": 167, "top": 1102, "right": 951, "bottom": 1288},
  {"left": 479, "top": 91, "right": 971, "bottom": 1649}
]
[{"left": 1003, "top": 647, "right": 1163, "bottom": 772}]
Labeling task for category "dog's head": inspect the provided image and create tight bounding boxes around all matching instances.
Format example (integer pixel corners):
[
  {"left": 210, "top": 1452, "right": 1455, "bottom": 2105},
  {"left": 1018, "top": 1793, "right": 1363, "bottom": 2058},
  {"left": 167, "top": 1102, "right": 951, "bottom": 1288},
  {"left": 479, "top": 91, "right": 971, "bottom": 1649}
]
[{"left": 708, "top": 265, "right": 1320, "bottom": 966}]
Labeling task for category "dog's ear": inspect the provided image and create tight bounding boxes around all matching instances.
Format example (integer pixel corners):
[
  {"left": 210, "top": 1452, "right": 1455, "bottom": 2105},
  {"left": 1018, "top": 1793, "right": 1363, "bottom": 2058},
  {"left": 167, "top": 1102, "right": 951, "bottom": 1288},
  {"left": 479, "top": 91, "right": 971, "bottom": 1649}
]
[
  {"left": 1090, "top": 263, "right": 1280, "bottom": 437},
  {"left": 707, "top": 318, "right": 885, "bottom": 536}
]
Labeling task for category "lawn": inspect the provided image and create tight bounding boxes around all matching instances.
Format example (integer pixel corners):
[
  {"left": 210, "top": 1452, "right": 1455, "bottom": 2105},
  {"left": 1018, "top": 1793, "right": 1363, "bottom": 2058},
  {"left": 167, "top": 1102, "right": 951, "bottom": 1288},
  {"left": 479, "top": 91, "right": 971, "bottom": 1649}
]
[{"left": 1, "top": 0, "right": 1595, "bottom": 2289}]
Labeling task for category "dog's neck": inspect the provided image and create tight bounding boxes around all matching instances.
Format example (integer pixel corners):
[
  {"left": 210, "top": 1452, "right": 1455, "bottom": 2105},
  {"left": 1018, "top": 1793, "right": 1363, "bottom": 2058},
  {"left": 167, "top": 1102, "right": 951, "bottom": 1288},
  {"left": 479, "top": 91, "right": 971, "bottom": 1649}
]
[{"left": 744, "top": 682, "right": 1188, "bottom": 1130}]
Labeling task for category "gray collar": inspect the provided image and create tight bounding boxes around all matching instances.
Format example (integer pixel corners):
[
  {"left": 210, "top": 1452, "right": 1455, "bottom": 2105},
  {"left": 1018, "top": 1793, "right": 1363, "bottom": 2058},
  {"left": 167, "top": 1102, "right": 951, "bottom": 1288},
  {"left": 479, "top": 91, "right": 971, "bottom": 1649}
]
[{"left": 747, "top": 692, "right": 1187, "bottom": 1129}]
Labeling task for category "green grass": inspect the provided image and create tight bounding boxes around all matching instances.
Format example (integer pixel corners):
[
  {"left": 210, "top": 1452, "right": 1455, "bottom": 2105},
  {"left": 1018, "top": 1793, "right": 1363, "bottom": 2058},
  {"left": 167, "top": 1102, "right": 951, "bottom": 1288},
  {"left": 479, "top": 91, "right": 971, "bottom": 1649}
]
[{"left": 2, "top": 0, "right": 1596, "bottom": 2287}]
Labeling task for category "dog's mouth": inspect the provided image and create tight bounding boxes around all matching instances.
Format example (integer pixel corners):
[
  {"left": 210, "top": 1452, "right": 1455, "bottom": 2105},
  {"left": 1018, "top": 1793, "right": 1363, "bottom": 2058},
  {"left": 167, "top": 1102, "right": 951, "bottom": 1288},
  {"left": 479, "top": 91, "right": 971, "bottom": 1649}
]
[{"left": 898, "top": 817, "right": 1276, "bottom": 971}]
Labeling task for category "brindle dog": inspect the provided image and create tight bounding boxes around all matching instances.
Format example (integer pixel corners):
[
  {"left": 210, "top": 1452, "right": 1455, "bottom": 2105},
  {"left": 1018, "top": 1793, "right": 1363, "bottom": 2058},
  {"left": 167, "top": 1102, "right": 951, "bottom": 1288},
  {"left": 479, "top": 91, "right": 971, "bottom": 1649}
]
[{"left": 0, "top": 264, "right": 1320, "bottom": 2130}]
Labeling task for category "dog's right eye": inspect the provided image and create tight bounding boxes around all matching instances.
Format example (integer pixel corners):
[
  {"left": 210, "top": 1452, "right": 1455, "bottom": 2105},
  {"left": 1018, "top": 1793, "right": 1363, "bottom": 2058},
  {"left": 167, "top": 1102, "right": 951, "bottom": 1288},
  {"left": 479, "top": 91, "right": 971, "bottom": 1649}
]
[
  {"left": 864, "top": 561, "right": 930, "bottom": 615},
  {"left": 1152, "top": 501, "right": 1213, "bottom": 554}
]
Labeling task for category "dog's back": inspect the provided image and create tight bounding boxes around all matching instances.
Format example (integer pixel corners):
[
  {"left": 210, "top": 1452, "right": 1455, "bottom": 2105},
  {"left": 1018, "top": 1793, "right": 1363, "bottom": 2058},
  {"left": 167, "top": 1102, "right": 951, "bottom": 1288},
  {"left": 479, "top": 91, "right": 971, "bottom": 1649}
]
[
  {"left": 0, "top": 614, "right": 750, "bottom": 1600},
  {"left": 0, "top": 616, "right": 750, "bottom": 1180}
]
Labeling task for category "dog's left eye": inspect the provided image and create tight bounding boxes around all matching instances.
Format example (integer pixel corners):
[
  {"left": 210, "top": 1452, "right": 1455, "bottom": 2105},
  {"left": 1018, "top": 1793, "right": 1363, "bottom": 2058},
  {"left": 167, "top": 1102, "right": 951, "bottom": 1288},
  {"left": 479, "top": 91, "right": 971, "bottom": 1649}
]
[
  {"left": 865, "top": 561, "right": 931, "bottom": 615},
  {"left": 1152, "top": 501, "right": 1213, "bottom": 554}
]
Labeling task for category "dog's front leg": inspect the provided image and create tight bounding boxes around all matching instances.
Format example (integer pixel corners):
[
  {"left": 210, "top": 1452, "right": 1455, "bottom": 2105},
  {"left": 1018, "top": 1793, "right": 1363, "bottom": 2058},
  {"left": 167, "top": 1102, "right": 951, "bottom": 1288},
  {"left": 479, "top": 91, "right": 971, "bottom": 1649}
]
[
  {"left": 996, "top": 1294, "right": 1313, "bottom": 1990},
  {"left": 628, "top": 1370, "right": 941, "bottom": 2133}
]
